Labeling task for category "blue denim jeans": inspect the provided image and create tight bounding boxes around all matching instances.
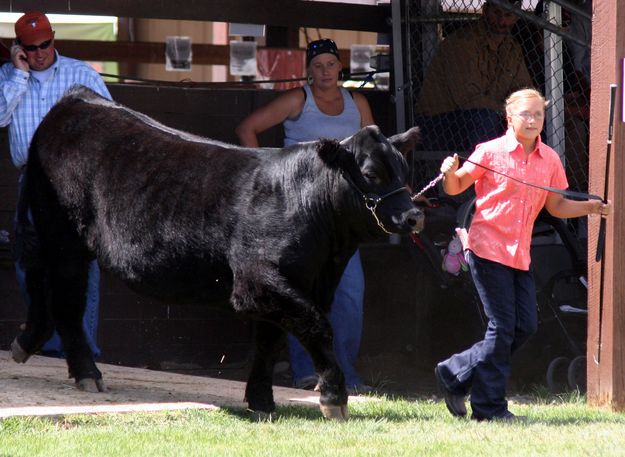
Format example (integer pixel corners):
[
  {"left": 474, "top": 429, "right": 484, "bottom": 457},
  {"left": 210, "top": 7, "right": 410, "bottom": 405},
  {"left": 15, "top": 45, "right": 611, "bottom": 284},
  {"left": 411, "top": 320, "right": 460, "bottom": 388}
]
[
  {"left": 15, "top": 260, "right": 101, "bottom": 357},
  {"left": 288, "top": 250, "right": 365, "bottom": 388},
  {"left": 15, "top": 172, "right": 101, "bottom": 358},
  {"left": 436, "top": 251, "right": 537, "bottom": 420}
]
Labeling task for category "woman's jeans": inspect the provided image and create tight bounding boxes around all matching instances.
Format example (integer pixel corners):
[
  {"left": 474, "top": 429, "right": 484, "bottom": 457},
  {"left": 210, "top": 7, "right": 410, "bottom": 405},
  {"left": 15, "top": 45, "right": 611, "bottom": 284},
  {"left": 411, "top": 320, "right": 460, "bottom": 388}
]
[{"left": 288, "top": 250, "right": 365, "bottom": 388}]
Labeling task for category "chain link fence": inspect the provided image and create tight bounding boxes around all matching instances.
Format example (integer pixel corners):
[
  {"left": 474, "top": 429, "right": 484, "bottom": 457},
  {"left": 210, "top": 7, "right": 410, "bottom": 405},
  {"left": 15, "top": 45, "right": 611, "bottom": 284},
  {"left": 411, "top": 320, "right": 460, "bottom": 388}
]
[
  {"left": 401, "top": 0, "right": 591, "bottom": 205},
  {"left": 398, "top": 2, "right": 592, "bottom": 381}
]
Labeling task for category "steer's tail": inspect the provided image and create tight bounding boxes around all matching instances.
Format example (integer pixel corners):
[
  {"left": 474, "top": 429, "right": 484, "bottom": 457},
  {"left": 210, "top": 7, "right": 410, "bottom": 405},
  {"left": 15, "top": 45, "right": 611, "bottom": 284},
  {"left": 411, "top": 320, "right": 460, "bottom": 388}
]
[{"left": 13, "top": 153, "right": 42, "bottom": 271}]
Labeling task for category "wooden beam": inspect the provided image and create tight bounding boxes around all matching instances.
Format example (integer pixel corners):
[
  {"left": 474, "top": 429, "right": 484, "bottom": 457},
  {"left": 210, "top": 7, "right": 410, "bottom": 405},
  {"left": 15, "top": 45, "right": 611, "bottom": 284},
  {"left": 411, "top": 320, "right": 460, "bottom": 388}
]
[
  {"left": 57, "top": 40, "right": 230, "bottom": 66},
  {"left": 587, "top": 0, "right": 625, "bottom": 411},
  {"left": 0, "top": 38, "right": 351, "bottom": 67},
  {"left": 0, "top": 0, "right": 391, "bottom": 33}
]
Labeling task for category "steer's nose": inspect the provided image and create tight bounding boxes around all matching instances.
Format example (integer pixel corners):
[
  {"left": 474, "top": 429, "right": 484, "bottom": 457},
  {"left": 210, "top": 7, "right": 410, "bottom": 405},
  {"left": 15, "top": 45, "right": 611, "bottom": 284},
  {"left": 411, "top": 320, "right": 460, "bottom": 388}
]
[{"left": 404, "top": 207, "right": 425, "bottom": 233}]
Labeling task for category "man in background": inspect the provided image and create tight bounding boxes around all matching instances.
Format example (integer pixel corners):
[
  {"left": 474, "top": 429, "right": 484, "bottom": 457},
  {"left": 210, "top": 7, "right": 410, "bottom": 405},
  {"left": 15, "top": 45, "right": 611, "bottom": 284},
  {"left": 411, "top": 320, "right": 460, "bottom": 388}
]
[
  {"left": 414, "top": 0, "right": 533, "bottom": 153},
  {"left": 0, "top": 11, "right": 112, "bottom": 357}
]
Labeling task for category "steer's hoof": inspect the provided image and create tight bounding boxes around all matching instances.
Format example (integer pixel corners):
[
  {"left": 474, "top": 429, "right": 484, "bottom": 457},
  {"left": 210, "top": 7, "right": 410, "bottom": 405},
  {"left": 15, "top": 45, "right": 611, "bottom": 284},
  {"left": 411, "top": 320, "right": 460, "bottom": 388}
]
[
  {"left": 11, "top": 338, "right": 31, "bottom": 364},
  {"left": 320, "top": 404, "right": 349, "bottom": 420},
  {"left": 247, "top": 409, "right": 276, "bottom": 422},
  {"left": 76, "top": 378, "right": 107, "bottom": 393}
]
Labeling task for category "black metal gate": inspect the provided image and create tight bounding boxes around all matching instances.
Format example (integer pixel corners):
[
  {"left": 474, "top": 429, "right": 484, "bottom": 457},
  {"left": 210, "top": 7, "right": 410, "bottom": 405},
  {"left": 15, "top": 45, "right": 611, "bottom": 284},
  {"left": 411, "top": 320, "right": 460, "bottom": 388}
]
[{"left": 393, "top": 0, "right": 591, "bottom": 203}]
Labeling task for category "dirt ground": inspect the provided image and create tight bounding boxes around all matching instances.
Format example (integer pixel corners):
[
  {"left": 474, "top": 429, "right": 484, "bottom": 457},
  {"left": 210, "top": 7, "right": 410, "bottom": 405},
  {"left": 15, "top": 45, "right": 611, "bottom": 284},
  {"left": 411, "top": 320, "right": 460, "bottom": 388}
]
[
  {"left": 0, "top": 349, "right": 546, "bottom": 421},
  {"left": 0, "top": 350, "right": 338, "bottom": 419}
]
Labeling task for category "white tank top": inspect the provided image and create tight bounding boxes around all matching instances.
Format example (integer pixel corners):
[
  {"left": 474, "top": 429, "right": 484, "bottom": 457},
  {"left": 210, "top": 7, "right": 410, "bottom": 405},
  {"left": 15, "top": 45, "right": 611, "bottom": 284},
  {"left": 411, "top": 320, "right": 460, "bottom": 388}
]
[{"left": 283, "top": 85, "right": 361, "bottom": 146}]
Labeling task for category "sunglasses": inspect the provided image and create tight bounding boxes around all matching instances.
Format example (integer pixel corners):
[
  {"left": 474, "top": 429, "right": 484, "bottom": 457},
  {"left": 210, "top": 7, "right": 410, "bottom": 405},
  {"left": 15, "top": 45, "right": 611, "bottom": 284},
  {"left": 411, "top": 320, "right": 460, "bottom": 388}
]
[{"left": 21, "top": 39, "right": 53, "bottom": 52}]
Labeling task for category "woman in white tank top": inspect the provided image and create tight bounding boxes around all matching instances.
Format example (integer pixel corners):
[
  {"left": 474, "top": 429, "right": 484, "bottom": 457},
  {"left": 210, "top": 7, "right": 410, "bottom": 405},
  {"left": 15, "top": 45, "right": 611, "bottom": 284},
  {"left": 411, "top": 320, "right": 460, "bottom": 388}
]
[
  {"left": 236, "top": 39, "right": 375, "bottom": 394},
  {"left": 235, "top": 39, "right": 374, "bottom": 147}
]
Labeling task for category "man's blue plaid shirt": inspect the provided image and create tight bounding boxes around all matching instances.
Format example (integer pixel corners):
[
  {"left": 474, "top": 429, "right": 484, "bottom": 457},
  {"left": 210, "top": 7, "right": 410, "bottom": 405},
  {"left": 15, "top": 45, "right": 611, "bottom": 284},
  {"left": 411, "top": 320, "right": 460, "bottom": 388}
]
[{"left": 0, "top": 51, "right": 111, "bottom": 169}]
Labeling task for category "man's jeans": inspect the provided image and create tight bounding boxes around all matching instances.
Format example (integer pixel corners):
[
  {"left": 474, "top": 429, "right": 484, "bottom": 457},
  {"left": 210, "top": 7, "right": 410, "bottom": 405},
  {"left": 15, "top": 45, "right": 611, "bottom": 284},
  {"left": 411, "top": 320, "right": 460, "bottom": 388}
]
[{"left": 15, "top": 172, "right": 101, "bottom": 357}]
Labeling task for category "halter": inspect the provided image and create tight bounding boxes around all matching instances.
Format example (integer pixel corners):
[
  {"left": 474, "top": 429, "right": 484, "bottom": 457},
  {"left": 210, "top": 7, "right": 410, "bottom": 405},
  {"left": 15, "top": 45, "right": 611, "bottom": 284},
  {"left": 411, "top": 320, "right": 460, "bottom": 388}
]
[{"left": 341, "top": 171, "right": 409, "bottom": 234}]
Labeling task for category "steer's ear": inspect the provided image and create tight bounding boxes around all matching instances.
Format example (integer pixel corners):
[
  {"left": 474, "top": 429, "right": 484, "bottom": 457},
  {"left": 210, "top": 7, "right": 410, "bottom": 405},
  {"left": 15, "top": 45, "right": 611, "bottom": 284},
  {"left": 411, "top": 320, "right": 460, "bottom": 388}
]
[
  {"left": 317, "top": 139, "right": 344, "bottom": 166},
  {"left": 389, "top": 126, "right": 421, "bottom": 156}
]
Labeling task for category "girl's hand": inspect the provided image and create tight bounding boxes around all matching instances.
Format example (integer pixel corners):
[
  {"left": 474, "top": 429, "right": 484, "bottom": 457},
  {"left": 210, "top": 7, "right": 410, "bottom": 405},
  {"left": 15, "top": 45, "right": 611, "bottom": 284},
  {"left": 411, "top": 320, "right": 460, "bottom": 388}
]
[
  {"left": 595, "top": 200, "right": 611, "bottom": 217},
  {"left": 440, "top": 153, "right": 459, "bottom": 176}
]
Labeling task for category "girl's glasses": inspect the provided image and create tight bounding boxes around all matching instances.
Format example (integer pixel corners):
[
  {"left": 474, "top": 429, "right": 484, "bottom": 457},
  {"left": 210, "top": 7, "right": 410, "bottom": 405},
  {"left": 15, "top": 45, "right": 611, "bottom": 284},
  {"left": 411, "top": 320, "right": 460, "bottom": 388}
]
[{"left": 513, "top": 111, "right": 544, "bottom": 121}]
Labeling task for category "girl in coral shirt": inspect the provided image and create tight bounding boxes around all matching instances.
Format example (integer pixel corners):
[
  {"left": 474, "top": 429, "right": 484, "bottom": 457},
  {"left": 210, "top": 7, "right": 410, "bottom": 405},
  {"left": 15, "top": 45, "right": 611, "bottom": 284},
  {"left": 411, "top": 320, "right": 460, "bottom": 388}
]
[{"left": 434, "top": 88, "right": 610, "bottom": 421}]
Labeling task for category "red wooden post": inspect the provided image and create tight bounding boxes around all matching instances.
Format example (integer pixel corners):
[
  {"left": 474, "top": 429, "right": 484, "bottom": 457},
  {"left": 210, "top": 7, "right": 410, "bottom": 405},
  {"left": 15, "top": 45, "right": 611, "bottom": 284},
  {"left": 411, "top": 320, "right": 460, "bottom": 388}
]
[{"left": 587, "top": 0, "right": 625, "bottom": 410}]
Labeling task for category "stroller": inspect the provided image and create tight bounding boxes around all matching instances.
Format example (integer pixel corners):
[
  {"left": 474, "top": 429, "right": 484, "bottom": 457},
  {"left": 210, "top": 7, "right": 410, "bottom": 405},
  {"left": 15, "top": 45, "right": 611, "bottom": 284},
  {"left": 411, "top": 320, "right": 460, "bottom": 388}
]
[{"left": 530, "top": 213, "right": 588, "bottom": 393}]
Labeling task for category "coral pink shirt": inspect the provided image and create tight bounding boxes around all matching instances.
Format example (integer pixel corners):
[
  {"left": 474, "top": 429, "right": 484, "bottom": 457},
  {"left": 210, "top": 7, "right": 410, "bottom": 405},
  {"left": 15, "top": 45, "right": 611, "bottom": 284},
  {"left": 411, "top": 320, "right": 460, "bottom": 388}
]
[{"left": 463, "top": 129, "right": 568, "bottom": 270}]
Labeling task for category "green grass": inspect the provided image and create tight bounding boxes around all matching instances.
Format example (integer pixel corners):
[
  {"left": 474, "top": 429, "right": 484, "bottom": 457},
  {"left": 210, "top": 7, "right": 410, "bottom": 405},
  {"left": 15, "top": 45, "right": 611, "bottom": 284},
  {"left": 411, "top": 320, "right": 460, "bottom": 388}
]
[{"left": 2, "top": 393, "right": 625, "bottom": 457}]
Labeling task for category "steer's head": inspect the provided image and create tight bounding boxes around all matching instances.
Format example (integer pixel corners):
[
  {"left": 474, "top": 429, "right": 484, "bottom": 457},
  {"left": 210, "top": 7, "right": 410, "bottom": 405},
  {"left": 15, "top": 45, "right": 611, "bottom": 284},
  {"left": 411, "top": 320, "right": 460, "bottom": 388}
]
[{"left": 317, "top": 125, "right": 424, "bottom": 236}]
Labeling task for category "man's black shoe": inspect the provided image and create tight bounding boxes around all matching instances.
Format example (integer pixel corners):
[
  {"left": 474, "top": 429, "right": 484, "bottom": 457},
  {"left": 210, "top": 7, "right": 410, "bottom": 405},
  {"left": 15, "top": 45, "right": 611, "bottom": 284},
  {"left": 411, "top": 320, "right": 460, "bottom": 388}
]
[{"left": 434, "top": 365, "right": 467, "bottom": 417}]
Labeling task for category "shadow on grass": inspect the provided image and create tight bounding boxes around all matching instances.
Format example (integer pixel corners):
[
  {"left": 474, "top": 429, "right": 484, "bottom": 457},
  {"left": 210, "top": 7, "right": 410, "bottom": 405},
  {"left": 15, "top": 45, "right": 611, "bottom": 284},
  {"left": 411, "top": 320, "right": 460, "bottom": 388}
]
[
  {"left": 220, "top": 402, "right": 440, "bottom": 423},
  {"left": 219, "top": 392, "right": 625, "bottom": 426}
]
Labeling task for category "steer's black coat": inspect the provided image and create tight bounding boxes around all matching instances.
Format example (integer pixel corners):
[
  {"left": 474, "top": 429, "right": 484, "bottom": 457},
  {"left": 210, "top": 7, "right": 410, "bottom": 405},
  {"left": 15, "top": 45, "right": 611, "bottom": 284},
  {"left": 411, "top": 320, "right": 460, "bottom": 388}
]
[{"left": 13, "top": 86, "right": 422, "bottom": 419}]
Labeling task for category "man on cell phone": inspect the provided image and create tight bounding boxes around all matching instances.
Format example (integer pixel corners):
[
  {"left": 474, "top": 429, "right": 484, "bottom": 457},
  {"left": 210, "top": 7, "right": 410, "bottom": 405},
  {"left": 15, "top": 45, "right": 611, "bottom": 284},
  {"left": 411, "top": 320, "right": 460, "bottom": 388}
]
[{"left": 0, "top": 11, "right": 112, "bottom": 358}]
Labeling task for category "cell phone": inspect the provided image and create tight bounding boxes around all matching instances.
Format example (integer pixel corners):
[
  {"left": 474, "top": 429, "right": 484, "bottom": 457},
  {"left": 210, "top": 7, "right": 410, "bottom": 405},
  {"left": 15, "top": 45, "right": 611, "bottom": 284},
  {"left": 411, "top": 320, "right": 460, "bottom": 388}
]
[{"left": 13, "top": 40, "right": 27, "bottom": 61}]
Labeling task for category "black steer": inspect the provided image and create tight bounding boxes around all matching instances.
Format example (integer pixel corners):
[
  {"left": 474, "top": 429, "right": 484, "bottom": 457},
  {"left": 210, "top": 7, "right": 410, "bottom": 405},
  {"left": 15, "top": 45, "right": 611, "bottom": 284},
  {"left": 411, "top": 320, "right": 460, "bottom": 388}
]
[{"left": 12, "top": 86, "right": 423, "bottom": 420}]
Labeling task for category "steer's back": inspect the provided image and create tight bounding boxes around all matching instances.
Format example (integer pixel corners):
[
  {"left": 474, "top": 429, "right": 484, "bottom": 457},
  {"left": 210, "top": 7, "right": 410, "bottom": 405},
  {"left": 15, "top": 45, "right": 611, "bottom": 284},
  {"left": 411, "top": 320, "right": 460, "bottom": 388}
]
[{"left": 27, "top": 87, "right": 262, "bottom": 302}]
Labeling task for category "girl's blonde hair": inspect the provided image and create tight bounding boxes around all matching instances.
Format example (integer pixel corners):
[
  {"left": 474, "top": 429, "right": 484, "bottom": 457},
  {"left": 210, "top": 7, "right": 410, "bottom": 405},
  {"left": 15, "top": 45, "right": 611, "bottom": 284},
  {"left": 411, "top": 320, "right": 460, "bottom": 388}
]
[{"left": 504, "top": 88, "right": 549, "bottom": 116}]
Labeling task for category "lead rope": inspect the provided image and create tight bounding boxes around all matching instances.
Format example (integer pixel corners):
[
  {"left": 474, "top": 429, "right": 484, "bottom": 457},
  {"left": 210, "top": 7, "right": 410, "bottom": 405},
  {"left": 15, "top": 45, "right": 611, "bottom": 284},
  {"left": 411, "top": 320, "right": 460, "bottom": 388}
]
[
  {"left": 410, "top": 156, "right": 602, "bottom": 203},
  {"left": 411, "top": 172, "right": 444, "bottom": 201}
]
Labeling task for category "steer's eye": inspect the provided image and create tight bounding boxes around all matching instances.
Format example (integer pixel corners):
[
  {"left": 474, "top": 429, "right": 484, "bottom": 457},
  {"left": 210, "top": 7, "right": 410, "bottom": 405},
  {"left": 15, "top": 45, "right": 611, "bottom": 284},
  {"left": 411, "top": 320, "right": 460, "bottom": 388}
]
[{"left": 363, "top": 172, "right": 381, "bottom": 184}]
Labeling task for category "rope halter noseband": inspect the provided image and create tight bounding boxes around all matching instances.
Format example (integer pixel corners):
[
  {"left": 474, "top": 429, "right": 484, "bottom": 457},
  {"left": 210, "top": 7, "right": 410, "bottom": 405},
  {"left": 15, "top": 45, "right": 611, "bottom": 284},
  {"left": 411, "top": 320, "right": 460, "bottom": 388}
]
[{"left": 341, "top": 171, "right": 410, "bottom": 234}]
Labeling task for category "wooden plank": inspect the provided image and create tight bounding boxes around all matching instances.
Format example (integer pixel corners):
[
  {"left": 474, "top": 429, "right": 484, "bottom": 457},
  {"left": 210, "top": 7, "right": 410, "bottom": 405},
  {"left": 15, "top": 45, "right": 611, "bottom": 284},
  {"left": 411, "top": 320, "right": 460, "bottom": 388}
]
[
  {"left": 0, "top": 213, "right": 13, "bottom": 237},
  {"left": 108, "top": 85, "right": 287, "bottom": 145},
  {"left": 0, "top": 186, "right": 17, "bottom": 212},
  {"left": 106, "top": 84, "right": 390, "bottom": 146},
  {"left": 56, "top": 40, "right": 230, "bottom": 66},
  {"left": 0, "top": 0, "right": 390, "bottom": 32},
  {"left": 1, "top": 403, "right": 219, "bottom": 419},
  {"left": 0, "top": 290, "right": 23, "bottom": 319},
  {"left": 110, "top": 84, "right": 260, "bottom": 114},
  {"left": 586, "top": 0, "right": 625, "bottom": 411},
  {"left": 41, "top": 40, "right": 350, "bottom": 68},
  {"left": 97, "top": 318, "right": 253, "bottom": 367},
  {"left": 0, "top": 168, "right": 19, "bottom": 185}
]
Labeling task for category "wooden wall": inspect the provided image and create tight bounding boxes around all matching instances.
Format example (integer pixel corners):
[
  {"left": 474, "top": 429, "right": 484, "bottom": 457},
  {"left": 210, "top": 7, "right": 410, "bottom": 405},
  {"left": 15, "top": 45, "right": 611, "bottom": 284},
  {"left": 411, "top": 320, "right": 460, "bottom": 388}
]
[
  {"left": 0, "top": 130, "right": 17, "bottom": 241},
  {"left": 0, "top": 84, "right": 569, "bottom": 391},
  {"left": 586, "top": 0, "right": 625, "bottom": 410},
  {"left": 0, "top": 85, "right": 436, "bottom": 388},
  {"left": 123, "top": 18, "right": 379, "bottom": 84}
]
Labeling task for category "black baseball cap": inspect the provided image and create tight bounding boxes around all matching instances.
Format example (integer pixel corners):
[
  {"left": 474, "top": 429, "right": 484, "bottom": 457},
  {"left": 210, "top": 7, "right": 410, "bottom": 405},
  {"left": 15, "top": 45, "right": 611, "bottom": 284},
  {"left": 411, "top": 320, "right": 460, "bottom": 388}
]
[{"left": 306, "top": 39, "right": 340, "bottom": 66}]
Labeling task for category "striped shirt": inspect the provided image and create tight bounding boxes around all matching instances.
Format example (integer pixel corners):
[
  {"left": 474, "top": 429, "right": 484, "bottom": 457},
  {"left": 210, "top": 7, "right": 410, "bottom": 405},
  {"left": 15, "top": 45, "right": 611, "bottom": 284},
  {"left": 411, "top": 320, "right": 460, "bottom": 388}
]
[{"left": 0, "top": 51, "right": 111, "bottom": 168}]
